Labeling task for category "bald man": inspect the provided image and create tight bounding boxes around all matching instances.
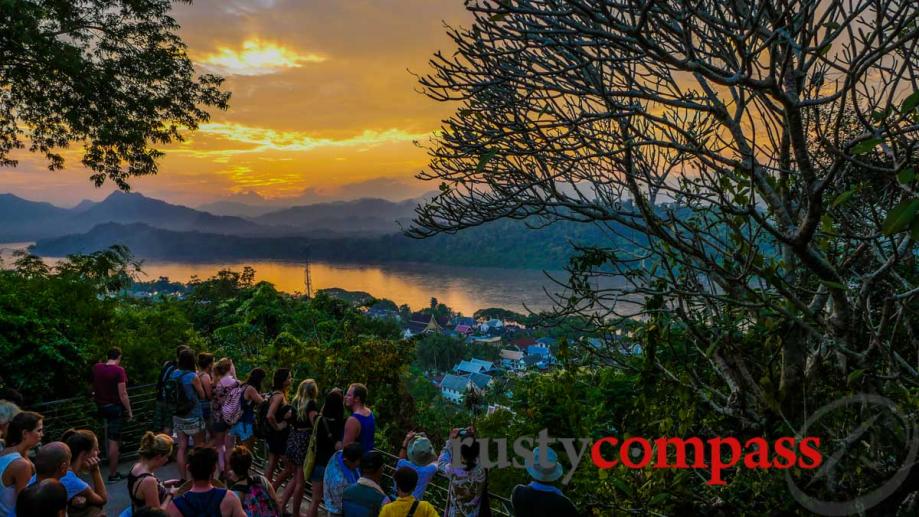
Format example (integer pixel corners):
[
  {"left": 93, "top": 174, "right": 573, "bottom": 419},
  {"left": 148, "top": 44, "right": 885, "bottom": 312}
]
[
  {"left": 33, "top": 442, "right": 71, "bottom": 482},
  {"left": 17, "top": 479, "right": 68, "bottom": 517}
]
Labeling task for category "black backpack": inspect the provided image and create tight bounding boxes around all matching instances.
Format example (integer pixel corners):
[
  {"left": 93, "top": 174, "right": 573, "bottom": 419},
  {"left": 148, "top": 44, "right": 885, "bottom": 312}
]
[
  {"left": 253, "top": 391, "right": 277, "bottom": 439},
  {"left": 156, "top": 361, "right": 177, "bottom": 402},
  {"left": 165, "top": 370, "right": 197, "bottom": 417}
]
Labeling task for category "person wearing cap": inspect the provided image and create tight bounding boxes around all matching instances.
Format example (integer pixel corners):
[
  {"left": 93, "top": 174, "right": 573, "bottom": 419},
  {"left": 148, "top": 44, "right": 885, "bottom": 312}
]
[
  {"left": 511, "top": 446, "right": 578, "bottom": 517},
  {"left": 342, "top": 450, "right": 390, "bottom": 517},
  {"left": 396, "top": 431, "right": 438, "bottom": 501}
]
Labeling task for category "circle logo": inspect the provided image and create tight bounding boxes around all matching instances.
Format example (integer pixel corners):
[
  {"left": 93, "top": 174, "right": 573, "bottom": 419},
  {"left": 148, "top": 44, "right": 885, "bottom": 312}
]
[{"left": 786, "top": 394, "right": 918, "bottom": 515}]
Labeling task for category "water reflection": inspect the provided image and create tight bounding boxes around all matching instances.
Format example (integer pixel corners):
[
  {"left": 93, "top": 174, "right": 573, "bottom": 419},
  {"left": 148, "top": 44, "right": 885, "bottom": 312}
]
[
  {"left": 1, "top": 243, "right": 631, "bottom": 315},
  {"left": 140, "top": 260, "right": 571, "bottom": 314}
]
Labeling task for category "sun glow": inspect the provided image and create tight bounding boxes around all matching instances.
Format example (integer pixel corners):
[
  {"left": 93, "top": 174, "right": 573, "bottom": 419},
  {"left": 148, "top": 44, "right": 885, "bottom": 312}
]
[
  {"left": 196, "top": 39, "right": 325, "bottom": 76},
  {"left": 186, "top": 122, "right": 430, "bottom": 154}
]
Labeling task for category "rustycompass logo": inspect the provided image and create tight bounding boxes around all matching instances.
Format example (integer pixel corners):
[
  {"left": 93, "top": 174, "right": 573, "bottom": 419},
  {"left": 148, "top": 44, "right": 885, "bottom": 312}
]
[{"left": 786, "top": 394, "right": 919, "bottom": 516}]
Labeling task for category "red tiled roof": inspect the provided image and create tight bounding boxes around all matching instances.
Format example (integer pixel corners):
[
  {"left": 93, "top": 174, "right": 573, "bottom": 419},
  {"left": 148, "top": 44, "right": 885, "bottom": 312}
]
[{"left": 511, "top": 337, "right": 537, "bottom": 348}]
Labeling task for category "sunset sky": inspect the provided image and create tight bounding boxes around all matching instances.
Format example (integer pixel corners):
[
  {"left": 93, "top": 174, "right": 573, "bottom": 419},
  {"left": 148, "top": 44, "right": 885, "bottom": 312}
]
[{"left": 1, "top": 0, "right": 471, "bottom": 207}]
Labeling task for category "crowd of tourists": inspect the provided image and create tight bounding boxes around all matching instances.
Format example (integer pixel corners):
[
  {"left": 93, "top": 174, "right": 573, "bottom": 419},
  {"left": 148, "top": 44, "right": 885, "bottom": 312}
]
[{"left": 0, "top": 346, "right": 579, "bottom": 517}]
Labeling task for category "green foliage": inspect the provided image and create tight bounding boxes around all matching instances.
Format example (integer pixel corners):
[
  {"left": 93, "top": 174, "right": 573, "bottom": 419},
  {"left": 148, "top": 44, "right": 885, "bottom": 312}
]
[
  {"left": 0, "top": 0, "right": 230, "bottom": 187},
  {"left": 0, "top": 249, "right": 196, "bottom": 401},
  {"left": 405, "top": 367, "right": 472, "bottom": 445},
  {"left": 56, "top": 245, "right": 142, "bottom": 294},
  {"left": 474, "top": 307, "right": 526, "bottom": 322},
  {"left": 475, "top": 367, "right": 637, "bottom": 509},
  {"left": 881, "top": 198, "right": 919, "bottom": 235},
  {"left": 414, "top": 334, "right": 466, "bottom": 372}
]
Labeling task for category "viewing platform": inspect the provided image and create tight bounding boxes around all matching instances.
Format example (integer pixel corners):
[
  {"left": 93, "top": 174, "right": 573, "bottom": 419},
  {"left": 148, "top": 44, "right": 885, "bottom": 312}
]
[{"left": 32, "top": 383, "right": 514, "bottom": 516}]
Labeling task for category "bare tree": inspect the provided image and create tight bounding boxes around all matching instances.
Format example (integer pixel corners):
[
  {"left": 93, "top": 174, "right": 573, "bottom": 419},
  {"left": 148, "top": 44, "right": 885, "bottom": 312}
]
[{"left": 411, "top": 0, "right": 919, "bottom": 430}]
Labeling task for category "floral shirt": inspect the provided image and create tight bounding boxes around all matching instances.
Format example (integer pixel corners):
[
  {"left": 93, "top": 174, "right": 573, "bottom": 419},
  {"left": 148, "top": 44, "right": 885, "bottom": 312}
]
[
  {"left": 438, "top": 441, "right": 486, "bottom": 517},
  {"left": 323, "top": 450, "right": 360, "bottom": 514}
]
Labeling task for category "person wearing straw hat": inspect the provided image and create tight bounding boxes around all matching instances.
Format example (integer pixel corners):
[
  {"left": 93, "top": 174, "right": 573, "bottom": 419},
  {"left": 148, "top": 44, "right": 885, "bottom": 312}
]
[
  {"left": 396, "top": 432, "right": 438, "bottom": 501},
  {"left": 511, "top": 446, "right": 578, "bottom": 517}
]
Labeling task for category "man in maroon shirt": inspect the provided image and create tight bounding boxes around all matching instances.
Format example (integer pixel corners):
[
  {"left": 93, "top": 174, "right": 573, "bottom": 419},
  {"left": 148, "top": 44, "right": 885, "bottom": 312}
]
[{"left": 91, "top": 347, "right": 133, "bottom": 482}]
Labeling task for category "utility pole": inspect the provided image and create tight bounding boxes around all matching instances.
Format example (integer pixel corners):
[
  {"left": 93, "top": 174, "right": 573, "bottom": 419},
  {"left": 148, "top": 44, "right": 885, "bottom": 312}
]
[{"left": 303, "top": 248, "right": 313, "bottom": 299}]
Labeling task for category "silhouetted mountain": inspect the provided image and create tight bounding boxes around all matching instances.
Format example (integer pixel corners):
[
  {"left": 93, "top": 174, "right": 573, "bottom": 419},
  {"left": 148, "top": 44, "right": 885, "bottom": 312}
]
[
  {"left": 0, "top": 194, "right": 72, "bottom": 241},
  {"left": 2, "top": 190, "right": 433, "bottom": 242},
  {"left": 70, "top": 199, "right": 99, "bottom": 212},
  {"left": 31, "top": 217, "right": 631, "bottom": 270},
  {"left": 75, "top": 191, "right": 263, "bottom": 235},
  {"left": 0, "top": 191, "right": 266, "bottom": 241},
  {"left": 196, "top": 200, "right": 278, "bottom": 218},
  {"left": 253, "top": 197, "right": 420, "bottom": 234}
]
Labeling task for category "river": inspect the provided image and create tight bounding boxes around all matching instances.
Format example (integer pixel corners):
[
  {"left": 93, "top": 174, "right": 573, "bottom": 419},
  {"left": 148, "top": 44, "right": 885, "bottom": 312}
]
[{"left": 1, "top": 243, "right": 628, "bottom": 314}]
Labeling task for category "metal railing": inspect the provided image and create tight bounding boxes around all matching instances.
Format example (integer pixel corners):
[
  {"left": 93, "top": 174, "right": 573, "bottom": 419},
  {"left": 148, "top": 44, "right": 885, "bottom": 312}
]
[
  {"left": 33, "top": 383, "right": 159, "bottom": 463},
  {"left": 30, "top": 384, "right": 514, "bottom": 516}
]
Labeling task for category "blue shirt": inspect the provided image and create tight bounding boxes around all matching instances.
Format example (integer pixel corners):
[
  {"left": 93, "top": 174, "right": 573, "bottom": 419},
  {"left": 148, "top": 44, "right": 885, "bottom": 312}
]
[
  {"left": 395, "top": 459, "right": 437, "bottom": 500},
  {"left": 170, "top": 369, "right": 202, "bottom": 418},
  {"left": 323, "top": 451, "right": 360, "bottom": 514},
  {"left": 352, "top": 412, "right": 375, "bottom": 453},
  {"left": 28, "top": 471, "right": 90, "bottom": 501}
]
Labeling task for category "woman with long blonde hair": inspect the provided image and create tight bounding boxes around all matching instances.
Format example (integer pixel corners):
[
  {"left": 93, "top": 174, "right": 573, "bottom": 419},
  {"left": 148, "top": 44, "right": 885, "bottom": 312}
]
[
  {"left": 278, "top": 379, "right": 319, "bottom": 516},
  {"left": 211, "top": 357, "right": 238, "bottom": 478}
]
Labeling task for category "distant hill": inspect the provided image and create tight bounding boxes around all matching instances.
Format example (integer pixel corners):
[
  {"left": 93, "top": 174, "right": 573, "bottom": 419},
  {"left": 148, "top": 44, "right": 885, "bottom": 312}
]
[
  {"left": 31, "top": 218, "right": 634, "bottom": 270},
  {"left": 196, "top": 200, "right": 278, "bottom": 218},
  {"left": 253, "top": 198, "right": 420, "bottom": 235},
  {"left": 0, "top": 194, "right": 72, "bottom": 240},
  {"left": 0, "top": 191, "right": 265, "bottom": 241},
  {"left": 74, "top": 191, "right": 265, "bottom": 235},
  {"left": 70, "top": 199, "right": 98, "bottom": 213},
  {"left": 1, "top": 191, "right": 433, "bottom": 242}
]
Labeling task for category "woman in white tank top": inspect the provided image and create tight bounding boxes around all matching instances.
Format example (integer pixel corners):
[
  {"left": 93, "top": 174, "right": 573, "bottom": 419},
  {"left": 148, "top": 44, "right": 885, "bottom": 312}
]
[{"left": 0, "top": 411, "right": 44, "bottom": 515}]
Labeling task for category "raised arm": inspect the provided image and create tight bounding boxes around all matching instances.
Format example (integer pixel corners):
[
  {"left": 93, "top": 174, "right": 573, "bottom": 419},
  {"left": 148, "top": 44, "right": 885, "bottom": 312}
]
[
  {"left": 79, "top": 453, "right": 108, "bottom": 506},
  {"left": 399, "top": 431, "right": 416, "bottom": 460}
]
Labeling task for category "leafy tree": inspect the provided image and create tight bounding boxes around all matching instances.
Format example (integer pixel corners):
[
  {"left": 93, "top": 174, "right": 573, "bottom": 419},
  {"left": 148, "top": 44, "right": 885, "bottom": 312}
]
[
  {"left": 397, "top": 305, "right": 414, "bottom": 325},
  {"left": 405, "top": 368, "right": 471, "bottom": 445},
  {"left": 414, "top": 1, "right": 919, "bottom": 512},
  {"left": 416, "top": 0, "right": 918, "bottom": 416},
  {"left": 55, "top": 245, "right": 142, "bottom": 294},
  {"left": 474, "top": 308, "right": 524, "bottom": 323},
  {"left": 109, "top": 299, "right": 199, "bottom": 386},
  {"left": 0, "top": 0, "right": 230, "bottom": 188},
  {"left": 0, "top": 249, "right": 192, "bottom": 402},
  {"left": 414, "top": 334, "right": 466, "bottom": 372},
  {"left": 11, "top": 250, "right": 50, "bottom": 278},
  {"left": 475, "top": 367, "right": 637, "bottom": 511},
  {"left": 369, "top": 298, "right": 399, "bottom": 312}
]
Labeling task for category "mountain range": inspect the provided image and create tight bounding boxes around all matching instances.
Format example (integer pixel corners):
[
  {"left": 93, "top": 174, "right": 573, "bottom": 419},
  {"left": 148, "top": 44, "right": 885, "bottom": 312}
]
[
  {"left": 30, "top": 218, "right": 620, "bottom": 270},
  {"left": 0, "top": 191, "right": 425, "bottom": 242},
  {"left": 4, "top": 190, "right": 638, "bottom": 269}
]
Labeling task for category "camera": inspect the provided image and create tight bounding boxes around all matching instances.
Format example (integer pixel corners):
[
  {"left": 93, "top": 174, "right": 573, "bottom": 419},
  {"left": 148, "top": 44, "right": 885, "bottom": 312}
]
[{"left": 457, "top": 427, "right": 474, "bottom": 439}]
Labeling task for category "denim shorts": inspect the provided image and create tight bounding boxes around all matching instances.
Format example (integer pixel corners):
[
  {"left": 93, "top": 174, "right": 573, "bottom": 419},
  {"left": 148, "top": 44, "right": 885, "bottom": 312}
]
[
  {"left": 173, "top": 415, "right": 205, "bottom": 436},
  {"left": 230, "top": 421, "right": 254, "bottom": 442}
]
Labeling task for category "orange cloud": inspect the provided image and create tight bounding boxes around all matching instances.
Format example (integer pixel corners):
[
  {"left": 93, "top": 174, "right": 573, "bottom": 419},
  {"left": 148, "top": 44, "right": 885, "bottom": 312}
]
[
  {"left": 175, "top": 122, "right": 431, "bottom": 156},
  {"left": 196, "top": 38, "right": 326, "bottom": 76}
]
